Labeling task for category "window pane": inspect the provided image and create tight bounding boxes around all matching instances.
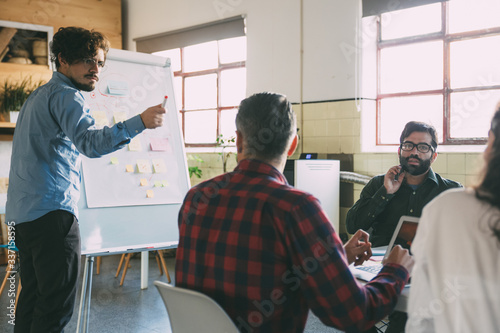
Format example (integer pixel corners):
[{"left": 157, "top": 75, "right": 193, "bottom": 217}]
[
  {"left": 153, "top": 48, "right": 181, "bottom": 72},
  {"left": 184, "top": 74, "right": 217, "bottom": 110},
  {"left": 450, "top": 35, "right": 500, "bottom": 89},
  {"left": 380, "top": 41, "right": 443, "bottom": 94},
  {"left": 184, "top": 41, "right": 218, "bottom": 72},
  {"left": 449, "top": 0, "right": 500, "bottom": 34},
  {"left": 173, "top": 76, "right": 182, "bottom": 111},
  {"left": 184, "top": 110, "right": 217, "bottom": 144},
  {"left": 220, "top": 68, "right": 246, "bottom": 107},
  {"left": 220, "top": 108, "right": 238, "bottom": 140},
  {"left": 219, "top": 36, "right": 247, "bottom": 64},
  {"left": 381, "top": 3, "right": 441, "bottom": 40},
  {"left": 449, "top": 90, "right": 500, "bottom": 139},
  {"left": 379, "top": 95, "right": 443, "bottom": 144}
]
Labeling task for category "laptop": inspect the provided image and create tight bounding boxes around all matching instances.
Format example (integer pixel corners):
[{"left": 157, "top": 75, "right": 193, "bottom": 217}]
[{"left": 351, "top": 215, "right": 420, "bottom": 283}]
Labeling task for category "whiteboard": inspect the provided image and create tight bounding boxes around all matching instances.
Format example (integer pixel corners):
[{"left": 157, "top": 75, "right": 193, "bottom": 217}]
[{"left": 77, "top": 49, "right": 190, "bottom": 255}]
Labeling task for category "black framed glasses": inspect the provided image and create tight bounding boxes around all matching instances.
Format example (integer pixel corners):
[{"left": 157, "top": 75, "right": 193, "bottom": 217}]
[
  {"left": 82, "top": 58, "right": 105, "bottom": 69},
  {"left": 400, "top": 141, "right": 433, "bottom": 153}
]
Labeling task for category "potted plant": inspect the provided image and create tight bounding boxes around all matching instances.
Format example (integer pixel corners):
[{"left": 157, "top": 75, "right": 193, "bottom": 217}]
[
  {"left": 0, "top": 76, "right": 43, "bottom": 123},
  {"left": 187, "top": 154, "right": 204, "bottom": 179},
  {"left": 215, "top": 134, "right": 236, "bottom": 173}
]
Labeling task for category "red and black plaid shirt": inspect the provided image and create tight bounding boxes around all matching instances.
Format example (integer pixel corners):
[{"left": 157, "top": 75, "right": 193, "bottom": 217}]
[{"left": 176, "top": 159, "right": 408, "bottom": 333}]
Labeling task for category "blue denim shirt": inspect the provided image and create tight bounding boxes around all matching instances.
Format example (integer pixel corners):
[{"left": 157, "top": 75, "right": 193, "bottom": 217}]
[{"left": 6, "top": 71, "right": 145, "bottom": 224}]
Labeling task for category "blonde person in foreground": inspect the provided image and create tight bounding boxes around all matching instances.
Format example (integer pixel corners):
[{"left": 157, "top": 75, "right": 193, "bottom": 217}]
[{"left": 406, "top": 105, "right": 500, "bottom": 332}]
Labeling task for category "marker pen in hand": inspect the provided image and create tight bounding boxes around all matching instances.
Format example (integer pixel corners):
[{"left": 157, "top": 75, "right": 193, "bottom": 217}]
[{"left": 161, "top": 96, "right": 168, "bottom": 122}]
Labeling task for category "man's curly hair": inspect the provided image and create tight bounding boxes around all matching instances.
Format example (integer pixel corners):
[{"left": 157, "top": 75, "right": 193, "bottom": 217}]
[{"left": 50, "top": 27, "right": 110, "bottom": 69}]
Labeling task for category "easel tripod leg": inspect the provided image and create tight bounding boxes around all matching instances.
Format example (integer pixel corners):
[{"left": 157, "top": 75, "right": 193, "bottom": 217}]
[{"left": 76, "top": 256, "right": 94, "bottom": 333}]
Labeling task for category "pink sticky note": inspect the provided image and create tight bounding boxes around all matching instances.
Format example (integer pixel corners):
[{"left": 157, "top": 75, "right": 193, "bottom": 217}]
[{"left": 150, "top": 137, "right": 168, "bottom": 151}]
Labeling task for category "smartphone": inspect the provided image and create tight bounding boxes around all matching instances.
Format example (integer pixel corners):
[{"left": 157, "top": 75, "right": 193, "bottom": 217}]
[{"left": 394, "top": 165, "right": 407, "bottom": 182}]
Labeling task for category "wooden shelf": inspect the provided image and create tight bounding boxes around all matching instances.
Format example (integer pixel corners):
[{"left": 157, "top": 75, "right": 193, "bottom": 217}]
[
  {"left": 0, "top": 122, "right": 15, "bottom": 128},
  {"left": 0, "top": 122, "right": 15, "bottom": 139},
  {"left": 0, "top": 62, "right": 51, "bottom": 71},
  {"left": 0, "top": 62, "right": 53, "bottom": 83}
]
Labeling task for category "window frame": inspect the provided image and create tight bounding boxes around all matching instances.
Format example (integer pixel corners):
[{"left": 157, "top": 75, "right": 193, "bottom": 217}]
[
  {"left": 173, "top": 44, "right": 245, "bottom": 148},
  {"left": 375, "top": 2, "right": 500, "bottom": 146}
]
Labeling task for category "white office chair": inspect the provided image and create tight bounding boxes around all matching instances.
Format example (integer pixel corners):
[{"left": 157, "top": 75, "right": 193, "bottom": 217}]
[{"left": 154, "top": 281, "right": 239, "bottom": 333}]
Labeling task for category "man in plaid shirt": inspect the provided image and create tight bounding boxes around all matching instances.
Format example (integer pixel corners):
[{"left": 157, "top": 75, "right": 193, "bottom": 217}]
[{"left": 175, "top": 92, "right": 414, "bottom": 333}]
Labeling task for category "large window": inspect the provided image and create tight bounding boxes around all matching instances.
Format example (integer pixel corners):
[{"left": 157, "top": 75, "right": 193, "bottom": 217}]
[
  {"left": 375, "top": 0, "right": 500, "bottom": 146},
  {"left": 154, "top": 36, "right": 246, "bottom": 147},
  {"left": 135, "top": 17, "right": 246, "bottom": 148}
]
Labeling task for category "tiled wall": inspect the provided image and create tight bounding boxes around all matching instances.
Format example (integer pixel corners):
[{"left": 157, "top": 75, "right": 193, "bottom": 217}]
[
  {"left": 187, "top": 152, "right": 238, "bottom": 187},
  {"left": 187, "top": 99, "right": 485, "bottom": 234},
  {"left": 301, "top": 101, "right": 361, "bottom": 155}
]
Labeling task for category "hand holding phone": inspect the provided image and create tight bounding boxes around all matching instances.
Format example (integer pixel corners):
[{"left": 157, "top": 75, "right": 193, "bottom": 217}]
[
  {"left": 385, "top": 165, "right": 407, "bottom": 194},
  {"left": 394, "top": 165, "right": 407, "bottom": 182}
]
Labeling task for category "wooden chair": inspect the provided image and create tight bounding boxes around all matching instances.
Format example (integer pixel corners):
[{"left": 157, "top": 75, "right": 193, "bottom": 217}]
[
  {"left": 0, "top": 246, "right": 21, "bottom": 310},
  {"left": 115, "top": 250, "right": 171, "bottom": 286},
  {"left": 95, "top": 256, "right": 101, "bottom": 275}
]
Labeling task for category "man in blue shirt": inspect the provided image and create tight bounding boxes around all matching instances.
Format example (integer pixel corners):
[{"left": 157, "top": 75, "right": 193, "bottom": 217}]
[{"left": 6, "top": 27, "right": 166, "bottom": 333}]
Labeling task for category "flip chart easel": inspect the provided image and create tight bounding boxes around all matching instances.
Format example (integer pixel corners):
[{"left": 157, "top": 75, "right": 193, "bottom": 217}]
[{"left": 74, "top": 48, "right": 189, "bottom": 333}]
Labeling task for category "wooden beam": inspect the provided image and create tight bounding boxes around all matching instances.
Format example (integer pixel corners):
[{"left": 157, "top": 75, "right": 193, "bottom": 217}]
[{"left": 0, "top": 27, "right": 17, "bottom": 58}]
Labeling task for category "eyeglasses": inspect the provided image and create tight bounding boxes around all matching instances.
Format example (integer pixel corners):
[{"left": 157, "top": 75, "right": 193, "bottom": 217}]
[
  {"left": 400, "top": 141, "right": 433, "bottom": 153},
  {"left": 81, "top": 58, "right": 105, "bottom": 69}
]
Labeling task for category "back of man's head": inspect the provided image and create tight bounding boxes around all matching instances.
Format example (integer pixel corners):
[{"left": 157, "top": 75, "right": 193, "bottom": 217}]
[
  {"left": 50, "top": 26, "right": 110, "bottom": 70},
  {"left": 236, "top": 92, "right": 296, "bottom": 161},
  {"left": 399, "top": 121, "right": 438, "bottom": 150}
]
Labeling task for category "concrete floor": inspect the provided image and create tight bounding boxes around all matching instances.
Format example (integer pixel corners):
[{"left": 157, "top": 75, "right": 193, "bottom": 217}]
[{"left": 0, "top": 252, "right": 345, "bottom": 333}]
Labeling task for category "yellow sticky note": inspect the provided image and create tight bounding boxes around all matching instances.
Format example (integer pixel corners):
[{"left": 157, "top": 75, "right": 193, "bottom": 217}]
[
  {"left": 92, "top": 110, "right": 108, "bottom": 128},
  {"left": 146, "top": 190, "right": 154, "bottom": 198},
  {"left": 125, "top": 164, "right": 134, "bottom": 173},
  {"left": 152, "top": 158, "right": 167, "bottom": 174},
  {"left": 113, "top": 111, "right": 128, "bottom": 124},
  {"left": 128, "top": 137, "right": 141, "bottom": 151},
  {"left": 161, "top": 180, "right": 169, "bottom": 187},
  {"left": 140, "top": 178, "right": 148, "bottom": 186},
  {"left": 110, "top": 157, "right": 119, "bottom": 165},
  {"left": 137, "top": 159, "right": 152, "bottom": 173},
  {"left": 154, "top": 180, "right": 162, "bottom": 188}
]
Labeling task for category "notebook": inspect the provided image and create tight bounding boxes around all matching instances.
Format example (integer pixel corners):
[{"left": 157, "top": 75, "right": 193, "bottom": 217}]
[{"left": 351, "top": 215, "right": 419, "bottom": 283}]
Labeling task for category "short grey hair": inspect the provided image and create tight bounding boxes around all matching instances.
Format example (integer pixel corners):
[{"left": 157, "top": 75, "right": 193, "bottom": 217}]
[{"left": 236, "top": 92, "right": 296, "bottom": 161}]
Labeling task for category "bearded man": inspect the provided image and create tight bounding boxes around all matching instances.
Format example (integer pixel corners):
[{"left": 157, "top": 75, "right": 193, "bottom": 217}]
[
  {"left": 346, "top": 121, "right": 462, "bottom": 333},
  {"left": 346, "top": 121, "right": 462, "bottom": 248}
]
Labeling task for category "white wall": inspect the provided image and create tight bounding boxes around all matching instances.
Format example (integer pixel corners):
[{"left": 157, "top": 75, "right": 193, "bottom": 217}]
[
  {"left": 0, "top": 142, "right": 11, "bottom": 176},
  {"left": 123, "top": 0, "right": 360, "bottom": 103},
  {"left": 0, "top": 1, "right": 361, "bottom": 180}
]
